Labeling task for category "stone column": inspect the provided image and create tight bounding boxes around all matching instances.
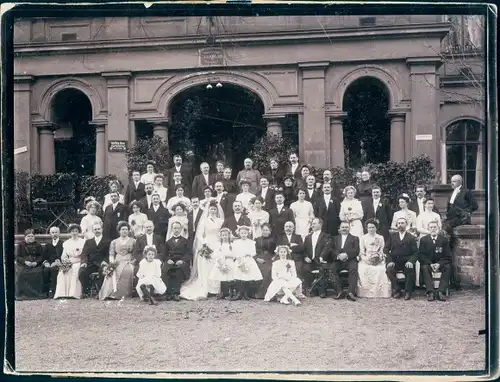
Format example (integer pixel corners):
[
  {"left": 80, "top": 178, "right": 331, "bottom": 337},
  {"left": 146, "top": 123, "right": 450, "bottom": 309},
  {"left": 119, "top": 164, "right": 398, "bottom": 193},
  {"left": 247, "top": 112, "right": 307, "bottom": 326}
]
[
  {"left": 128, "top": 120, "right": 137, "bottom": 147},
  {"left": 102, "top": 72, "right": 131, "bottom": 185},
  {"left": 263, "top": 116, "right": 284, "bottom": 137},
  {"left": 406, "top": 57, "right": 441, "bottom": 165},
  {"left": 93, "top": 124, "right": 107, "bottom": 176},
  {"left": 37, "top": 122, "right": 57, "bottom": 175},
  {"left": 148, "top": 118, "right": 170, "bottom": 152},
  {"left": 387, "top": 111, "right": 406, "bottom": 163},
  {"left": 14, "top": 75, "right": 33, "bottom": 173},
  {"left": 299, "top": 62, "right": 329, "bottom": 167},
  {"left": 329, "top": 112, "right": 346, "bottom": 168}
]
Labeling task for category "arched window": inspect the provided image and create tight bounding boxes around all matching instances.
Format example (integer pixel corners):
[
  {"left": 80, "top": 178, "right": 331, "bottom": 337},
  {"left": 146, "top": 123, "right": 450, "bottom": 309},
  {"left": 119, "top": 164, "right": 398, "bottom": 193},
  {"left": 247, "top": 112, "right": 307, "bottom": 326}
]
[{"left": 445, "top": 119, "right": 484, "bottom": 190}]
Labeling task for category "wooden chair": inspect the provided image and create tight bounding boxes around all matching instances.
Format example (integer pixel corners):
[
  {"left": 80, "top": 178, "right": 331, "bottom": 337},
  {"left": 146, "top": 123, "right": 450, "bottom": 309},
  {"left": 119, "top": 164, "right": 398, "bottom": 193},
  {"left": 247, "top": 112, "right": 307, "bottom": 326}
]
[{"left": 88, "top": 272, "right": 101, "bottom": 298}]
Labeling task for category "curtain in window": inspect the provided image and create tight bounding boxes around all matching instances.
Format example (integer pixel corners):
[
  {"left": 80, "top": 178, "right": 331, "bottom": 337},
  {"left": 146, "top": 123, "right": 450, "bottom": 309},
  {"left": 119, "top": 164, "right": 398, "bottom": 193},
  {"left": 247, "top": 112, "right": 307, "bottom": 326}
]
[{"left": 475, "top": 129, "right": 483, "bottom": 188}]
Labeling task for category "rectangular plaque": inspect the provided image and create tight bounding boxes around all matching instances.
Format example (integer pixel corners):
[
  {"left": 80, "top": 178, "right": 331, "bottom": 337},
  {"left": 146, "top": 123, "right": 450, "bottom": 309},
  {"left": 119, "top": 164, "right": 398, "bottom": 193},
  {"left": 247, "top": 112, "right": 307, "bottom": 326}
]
[
  {"left": 108, "top": 140, "right": 128, "bottom": 152},
  {"left": 14, "top": 146, "right": 28, "bottom": 155},
  {"left": 199, "top": 48, "right": 224, "bottom": 66},
  {"left": 415, "top": 134, "right": 433, "bottom": 141}
]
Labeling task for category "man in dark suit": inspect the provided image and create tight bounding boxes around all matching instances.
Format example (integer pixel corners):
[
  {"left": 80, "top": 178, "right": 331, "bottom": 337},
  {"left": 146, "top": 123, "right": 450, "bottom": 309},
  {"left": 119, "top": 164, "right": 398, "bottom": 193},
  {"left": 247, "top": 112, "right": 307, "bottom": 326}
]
[
  {"left": 222, "top": 200, "right": 251, "bottom": 237},
  {"left": 269, "top": 193, "right": 295, "bottom": 237},
  {"left": 285, "top": 152, "right": 302, "bottom": 180},
  {"left": 103, "top": 192, "right": 128, "bottom": 240},
  {"left": 167, "top": 155, "right": 193, "bottom": 192},
  {"left": 264, "top": 158, "right": 285, "bottom": 188},
  {"left": 162, "top": 221, "right": 192, "bottom": 301},
  {"left": 302, "top": 218, "right": 332, "bottom": 297},
  {"left": 187, "top": 197, "right": 203, "bottom": 244},
  {"left": 146, "top": 193, "right": 170, "bottom": 238},
  {"left": 362, "top": 185, "right": 393, "bottom": 242},
  {"left": 215, "top": 160, "right": 225, "bottom": 182},
  {"left": 192, "top": 162, "right": 216, "bottom": 199},
  {"left": 257, "top": 176, "right": 276, "bottom": 212},
  {"left": 124, "top": 170, "right": 146, "bottom": 207},
  {"left": 79, "top": 222, "right": 110, "bottom": 297},
  {"left": 167, "top": 171, "right": 187, "bottom": 200},
  {"left": 276, "top": 221, "right": 305, "bottom": 293},
  {"left": 139, "top": 182, "right": 155, "bottom": 211},
  {"left": 385, "top": 217, "right": 419, "bottom": 300},
  {"left": 320, "top": 169, "right": 342, "bottom": 200},
  {"left": 43, "top": 226, "right": 64, "bottom": 297},
  {"left": 133, "top": 220, "right": 165, "bottom": 262},
  {"left": 419, "top": 221, "right": 452, "bottom": 302},
  {"left": 214, "top": 181, "right": 232, "bottom": 218},
  {"left": 221, "top": 167, "right": 239, "bottom": 196},
  {"left": 304, "top": 175, "right": 321, "bottom": 204},
  {"left": 313, "top": 183, "right": 340, "bottom": 237},
  {"left": 409, "top": 185, "right": 440, "bottom": 216},
  {"left": 442, "top": 174, "right": 478, "bottom": 289},
  {"left": 329, "top": 221, "right": 360, "bottom": 301}
]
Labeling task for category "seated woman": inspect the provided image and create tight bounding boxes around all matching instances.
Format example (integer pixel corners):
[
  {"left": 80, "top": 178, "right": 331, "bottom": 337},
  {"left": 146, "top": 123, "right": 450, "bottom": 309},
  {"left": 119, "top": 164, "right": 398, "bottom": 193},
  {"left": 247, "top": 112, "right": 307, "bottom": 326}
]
[
  {"left": 153, "top": 174, "right": 168, "bottom": 208},
  {"left": 15, "top": 229, "right": 47, "bottom": 300},
  {"left": 54, "top": 224, "right": 86, "bottom": 299},
  {"left": 166, "top": 184, "right": 192, "bottom": 215},
  {"left": 209, "top": 227, "right": 236, "bottom": 300},
  {"left": 166, "top": 202, "right": 189, "bottom": 241},
  {"left": 248, "top": 196, "right": 269, "bottom": 239},
  {"left": 339, "top": 185, "right": 364, "bottom": 238},
  {"left": 128, "top": 201, "right": 148, "bottom": 238},
  {"left": 140, "top": 161, "right": 157, "bottom": 185},
  {"left": 254, "top": 223, "right": 276, "bottom": 299},
  {"left": 102, "top": 180, "right": 125, "bottom": 211},
  {"left": 391, "top": 193, "right": 418, "bottom": 235},
  {"left": 232, "top": 225, "right": 262, "bottom": 300},
  {"left": 264, "top": 245, "right": 302, "bottom": 306},
  {"left": 357, "top": 219, "right": 391, "bottom": 298},
  {"left": 99, "top": 221, "right": 136, "bottom": 300},
  {"left": 136, "top": 245, "right": 166, "bottom": 305},
  {"left": 80, "top": 200, "right": 103, "bottom": 240},
  {"left": 235, "top": 180, "right": 255, "bottom": 213}
]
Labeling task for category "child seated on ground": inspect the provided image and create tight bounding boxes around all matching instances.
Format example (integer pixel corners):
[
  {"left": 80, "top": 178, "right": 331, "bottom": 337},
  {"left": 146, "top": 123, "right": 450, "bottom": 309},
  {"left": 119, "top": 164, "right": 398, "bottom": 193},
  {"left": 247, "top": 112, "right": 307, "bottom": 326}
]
[
  {"left": 264, "top": 245, "right": 302, "bottom": 306},
  {"left": 136, "top": 246, "right": 166, "bottom": 305},
  {"left": 209, "top": 227, "right": 236, "bottom": 300}
]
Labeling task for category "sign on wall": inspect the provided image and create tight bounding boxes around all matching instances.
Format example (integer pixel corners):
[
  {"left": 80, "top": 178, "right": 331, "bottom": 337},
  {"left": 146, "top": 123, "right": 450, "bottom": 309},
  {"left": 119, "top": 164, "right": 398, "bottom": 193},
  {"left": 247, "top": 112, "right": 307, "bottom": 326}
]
[
  {"left": 415, "top": 134, "right": 433, "bottom": 141},
  {"left": 108, "top": 140, "right": 128, "bottom": 152},
  {"left": 199, "top": 48, "right": 225, "bottom": 66}
]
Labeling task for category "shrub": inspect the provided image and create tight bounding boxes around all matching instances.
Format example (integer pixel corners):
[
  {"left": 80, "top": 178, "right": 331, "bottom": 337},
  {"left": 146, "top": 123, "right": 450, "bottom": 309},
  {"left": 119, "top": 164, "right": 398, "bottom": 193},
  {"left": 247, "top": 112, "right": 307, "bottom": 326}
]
[
  {"left": 76, "top": 175, "right": 119, "bottom": 209},
  {"left": 126, "top": 136, "right": 172, "bottom": 177},
  {"left": 15, "top": 171, "right": 32, "bottom": 232},
  {"left": 249, "top": 134, "right": 298, "bottom": 171}
]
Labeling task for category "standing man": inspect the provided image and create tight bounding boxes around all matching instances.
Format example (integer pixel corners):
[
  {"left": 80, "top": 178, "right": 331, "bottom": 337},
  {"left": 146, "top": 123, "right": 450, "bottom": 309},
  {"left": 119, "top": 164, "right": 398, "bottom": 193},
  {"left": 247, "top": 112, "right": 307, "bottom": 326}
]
[
  {"left": 215, "top": 160, "right": 225, "bottom": 182},
  {"left": 167, "top": 154, "right": 193, "bottom": 192},
  {"left": 103, "top": 192, "right": 128, "bottom": 240},
  {"left": 285, "top": 152, "right": 301, "bottom": 180},
  {"left": 236, "top": 158, "right": 261, "bottom": 194},
  {"left": 192, "top": 162, "right": 216, "bottom": 199},
  {"left": 269, "top": 193, "right": 295, "bottom": 238},
  {"left": 222, "top": 200, "right": 251, "bottom": 238},
  {"left": 321, "top": 169, "right": 342, "bottom": 200},
  {"left": 124, "top": 170, "right": 146, "bottom": 206},
  {"left": 147, "top": 193, "right": 171, "bottom": 238},
  {"left": 313, "top": 183, "right": 340, "bottom": 237},
  {"left": 167, "top": 171, "right": 186, "bottom": 199},
  {"left": 139, "top": 182, "right": 155, "bottom": 211},
  {"left": 362, "top": 185, "right": 392, "bottom": 242},
  {"left": 214, "top": 181, "right": 231, "bottom": 217},
  {"left": 305, "top": 175, "right": 321, "bottom": 204},
  {"left": 187, "top": 197, "right": 203, "bottom": 244},
  {"left": 409, "top": 185, "right": 439, "bottom": 216},
  {"left": 221, "top": 167, "right": 239, "bottom": 195},
  {"left": 257, "top": 176, "right": 276, "bottom": 212}
]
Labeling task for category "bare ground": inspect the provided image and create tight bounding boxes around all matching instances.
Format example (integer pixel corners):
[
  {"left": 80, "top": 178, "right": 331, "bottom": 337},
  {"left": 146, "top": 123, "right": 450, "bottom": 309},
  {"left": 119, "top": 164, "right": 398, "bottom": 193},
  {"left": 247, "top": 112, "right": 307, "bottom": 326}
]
[{"left": 14, "top": 289, "right": 485, "bottom": 373}]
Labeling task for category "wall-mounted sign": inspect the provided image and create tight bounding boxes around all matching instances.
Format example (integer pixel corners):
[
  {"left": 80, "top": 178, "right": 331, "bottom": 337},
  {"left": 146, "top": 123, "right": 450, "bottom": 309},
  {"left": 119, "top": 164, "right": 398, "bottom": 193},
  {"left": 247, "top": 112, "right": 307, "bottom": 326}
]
[
  {"left": 108, "top": 140, "right": 128, "bottom": 152},
  {"left": 14, "top": 146, "right": 28, "bottom": 155},
  {"left": 415, "top": 134, "right": 433, "bottom": 141},
  {"left": 199, "top": 48, "right": 224, "bottom": 66}
]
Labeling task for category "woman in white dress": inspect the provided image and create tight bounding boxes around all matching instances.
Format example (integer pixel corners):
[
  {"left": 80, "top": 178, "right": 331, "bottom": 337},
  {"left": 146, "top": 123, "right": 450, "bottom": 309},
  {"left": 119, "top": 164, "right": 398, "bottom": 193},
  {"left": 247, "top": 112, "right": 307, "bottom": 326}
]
[
  {"left": 102, "top": 180, "right": 125, "bottom": 211},
  {"left": 80, "top": 201, "right": 102, "bottom": 240},
  {"left": 53, "top": 224, "right": 86, "bottom": 299},
  {"left": 153, "top": 174, "right": 168, "bottom": 208},
  {"left": 179, "top": 200, "right": 224, "bottom": 301},
  {"left": 136, "top": 245, "right": 166, "bottom": 305},
  {"left": 165, "top": 202, "right": 189, "bottom": 241},
  {"left": 264, "top": 245, "right": 302, "bottom": 306},
  {"left": 290, "top": 189, "right": 315, "bottom": 240},
  {"left": 166, "top": 184, "right": 191, "bottom": 215},
  {"left": 339, "top": 185, "right": 364, "bottom": 238},
  {"left": 416, "top": 198, "right": 442, "bottom": 237},
  {"left": 140, "top": 162, "right": 157, "bottom": 185},
  {"left": 209, "top": 228, "right": 236, "bottom": 299},
  {"left": 232, "top": 226, "right": 262, "bottom": 300},
  {"left": 391, "top": 194, "right": 418, "bottom": 234},
  {"left": 235, "top": 179, "right": 255, "bottom": 213},
  {"left": 357, "top": 219, "right": 392, "bottom": 298},
  {"left": 128, "top": 201, "right": 148, "bottom": 238},
  {"left": 248, "top": 196, "right": 269, "bottom": 239},
  {"left": 199, "top": 186, "right": 215, "bottom": 211}
]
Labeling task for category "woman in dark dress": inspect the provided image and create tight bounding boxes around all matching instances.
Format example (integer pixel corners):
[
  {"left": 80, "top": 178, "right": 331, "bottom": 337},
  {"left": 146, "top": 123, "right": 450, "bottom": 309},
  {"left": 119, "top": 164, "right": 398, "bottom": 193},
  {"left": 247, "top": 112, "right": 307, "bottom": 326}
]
[
  {"left": 254, "top": 223, "right": 277, "bottom": 299},
  {"left": 356, "top": 169, "right": 375, "bottom": 206},
  {"left": 16, "top": 229, "right": 47, "bottom": 300},
  {"left": 264, "top": 159, "right": 285, "bottom": 189},
  {"left": 282, "top": 175, "right": 296, "bottom": 208}
]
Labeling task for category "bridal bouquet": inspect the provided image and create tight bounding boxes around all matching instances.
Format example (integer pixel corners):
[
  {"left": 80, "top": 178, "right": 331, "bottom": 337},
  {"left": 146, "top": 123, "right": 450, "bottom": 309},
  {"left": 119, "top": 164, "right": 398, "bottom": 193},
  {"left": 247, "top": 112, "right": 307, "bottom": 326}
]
[
  {"left": 198, "top": 244, "right": 213, "bottom": 260},
  {"left": 366, "top": 253, "right": 383, "bottom": 266},
  {"left": 102, "top": 261, "right": 118, "bottom": 277},
  {"left": 217, "top": 258, "right": 229, "bottom": 273},
  {"left": 59, "top": 259, "right": 73, "bottom": 273}
]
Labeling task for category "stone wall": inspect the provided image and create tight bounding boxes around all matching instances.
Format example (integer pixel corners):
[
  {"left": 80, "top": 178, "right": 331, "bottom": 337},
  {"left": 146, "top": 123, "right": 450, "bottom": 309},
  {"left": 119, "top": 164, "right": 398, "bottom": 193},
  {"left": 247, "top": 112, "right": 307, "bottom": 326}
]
[{"left": 453, "top": 225, "right": 485, "bottom": 287}]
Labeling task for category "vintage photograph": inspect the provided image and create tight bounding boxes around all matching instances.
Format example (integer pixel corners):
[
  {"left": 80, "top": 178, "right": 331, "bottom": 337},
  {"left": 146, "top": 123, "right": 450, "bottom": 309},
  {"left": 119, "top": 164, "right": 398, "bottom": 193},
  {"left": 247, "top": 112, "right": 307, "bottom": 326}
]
[{"left": 10, "top": 8, "right": 489, "bottom": 375}]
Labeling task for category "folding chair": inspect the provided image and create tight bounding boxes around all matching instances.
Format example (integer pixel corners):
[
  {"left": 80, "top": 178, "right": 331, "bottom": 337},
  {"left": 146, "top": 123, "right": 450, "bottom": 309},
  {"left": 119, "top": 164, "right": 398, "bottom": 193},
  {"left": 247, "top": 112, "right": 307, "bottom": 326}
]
[{"left": 89, "top": 272, "right": 101, "bottom": 298}]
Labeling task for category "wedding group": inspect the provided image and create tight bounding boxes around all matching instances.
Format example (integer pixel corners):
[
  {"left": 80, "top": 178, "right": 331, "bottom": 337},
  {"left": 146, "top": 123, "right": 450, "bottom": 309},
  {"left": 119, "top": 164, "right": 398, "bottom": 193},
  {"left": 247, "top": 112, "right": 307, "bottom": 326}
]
[{"left": 15, "top": 152, "right": 478, "bottom": 306}]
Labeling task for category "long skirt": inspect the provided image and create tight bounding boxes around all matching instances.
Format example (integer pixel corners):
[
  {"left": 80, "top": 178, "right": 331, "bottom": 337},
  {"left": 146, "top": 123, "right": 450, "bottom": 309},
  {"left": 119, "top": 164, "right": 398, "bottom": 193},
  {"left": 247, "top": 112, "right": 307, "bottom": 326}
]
[
  {"left": 15, "top": 266, "right": 46, "bottom": 300},
  {"left": 264, "top": 277, "right": 302, "bottom": 301},
  {"left": 254, "top": 259, "right": 273, "bottom": 299},
  {"left": 136, "top": 276, "right": 166, "bottom": 299},
  {"left": 347, "top": 219, "right": 364, "bottom": 238},
  {"left": 54, "top": 263, "right": 82, "bottom": 299},
  {"left": 99, "top": 260, "right": 135, "bottom": 300},
  {"left": 209, "top": 258, "right": 235, "bottom": 282},
  {"left": 233, "top": 257, "right": 263, "bottom": 281},
  {"left": 295, "top": 218, "right": 311, "bottom": 241},
  {"left": 357, "top": 262, "right": 391, "bottom": 298}
]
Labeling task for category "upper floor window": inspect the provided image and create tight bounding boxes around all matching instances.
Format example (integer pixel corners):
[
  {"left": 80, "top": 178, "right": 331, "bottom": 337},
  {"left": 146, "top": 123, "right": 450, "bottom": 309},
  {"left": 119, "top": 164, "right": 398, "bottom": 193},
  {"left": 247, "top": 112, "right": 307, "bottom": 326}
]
[{"left": 443, "top": 15, "right": 484, "bottom": 53}]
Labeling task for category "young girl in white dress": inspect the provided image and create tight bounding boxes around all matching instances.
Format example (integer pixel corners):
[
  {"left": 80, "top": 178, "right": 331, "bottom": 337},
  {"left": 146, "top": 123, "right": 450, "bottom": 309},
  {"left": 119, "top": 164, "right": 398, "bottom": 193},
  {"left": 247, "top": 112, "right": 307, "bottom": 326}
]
[
  {"left": 209, "top": 228, "right": 236, "bottom": 300},
  {"left": 236, "top": 180, "right": 255, "bottom": 213},
  {"left": 248, "top": 196, "right": 269, "bottom": 239},
  {"left": 232, "top": 225, "right": 262, "bottom": 300},
  {"left": 136, "top": 245, "right": 166, "bottom": 305},
  {"left": 339, "top": 185, "right": 364, "bottom": 238},
  {"left": 102, "top": 180, "right": 125, "bottom": 210},
  {"left": 140, "top": 162, "right": 157, "bottom": 185},
  {"left": 357, "top": 219, "right": 392, "bottom": 298},
  {"left": 290, "top": 189, "right": 315, "bottom": 240},
  {"left": 264, "top": 245, "right": 302, "bottom": 306},
  {"left": 80, "top": 201, "right": 102, "bottom": 240}
]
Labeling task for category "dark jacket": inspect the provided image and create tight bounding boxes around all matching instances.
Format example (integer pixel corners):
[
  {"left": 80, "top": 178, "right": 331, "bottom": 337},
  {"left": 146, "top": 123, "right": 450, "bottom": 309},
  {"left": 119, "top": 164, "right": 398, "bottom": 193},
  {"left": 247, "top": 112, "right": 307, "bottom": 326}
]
[
  {"left": 16, "top": 241, "right": 44, "bottom": 266},
  {"left": 146, "top": 204, "right": 171, "bottom": 237},
  {"left": 269, "top": 205, "right": 295, "bottom": 237},
  {"left": 276, "top": 233, "right": 304, "bottom": 262},
  {"left": 133, "top": 233, "right": 165, "bottom": 262},
  {"left": 362, "top": 197, "right": 393, "bottom": 239},
  {"left": 103, "top": 203, "right": 128, "bottom": 240},
  {"left": 167, "top": 164, "right": 193, "bottom": 191},
  {"left": 418, "top": 234, "right": 452, "bottom": 268},
  {"left": 43, "top": 239, "right": 64, "bottom": 264},
  {"left": 192, "top": 173, "right": 216, "bottom": 199},
  {"left": 408, "top": 197, "right": 440, "bottom": 216},
  {"left": 446, "top": 187, "right": 478, "bottom": 223},
  {"left": 124, "top": 181, "right": 146, "bottom": 206},
  {"left": 222, "top": 214, "right": 252, "bottom": 237},
  {"left": 256, "top": 187, "right": 276, "bottom": 212},
  {"left": 81, "top": 236, "right": 110, "bottom": 267},
  {"left": 163, "top": 236, "right": 192, "bottom": 277},
  {"left": 384, "top": 231, "right": 418, "bottom": 264},
  {"left": 303, "top": 231, "right": 332, "bottom": 263},
  {"left": 330, "top": 233, "right": 360, "bottom": 262},
  {"left": 187, "top": 208, "right": 204, "bottom": 242},
  {"left": 313, "top": 195, "right": 341, "bottom": 237}
]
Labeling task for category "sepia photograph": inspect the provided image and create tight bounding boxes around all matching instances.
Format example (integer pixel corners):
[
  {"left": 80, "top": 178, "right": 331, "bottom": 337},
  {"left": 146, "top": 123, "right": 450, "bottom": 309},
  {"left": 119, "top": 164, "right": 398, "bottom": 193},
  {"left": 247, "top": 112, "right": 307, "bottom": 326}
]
[{"left": 5, "top": 3, "right": 496, "bottom": 377}]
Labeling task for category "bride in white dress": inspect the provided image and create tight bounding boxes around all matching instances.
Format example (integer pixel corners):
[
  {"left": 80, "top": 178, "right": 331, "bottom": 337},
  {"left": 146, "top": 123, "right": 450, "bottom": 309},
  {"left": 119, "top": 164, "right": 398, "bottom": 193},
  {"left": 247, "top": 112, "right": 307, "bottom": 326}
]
[
  {"left": 339, "top": 185, "right": 364, "bottom": 238},
  {"left": 179, "top": 200, "right": 224, "bottom": 301}
]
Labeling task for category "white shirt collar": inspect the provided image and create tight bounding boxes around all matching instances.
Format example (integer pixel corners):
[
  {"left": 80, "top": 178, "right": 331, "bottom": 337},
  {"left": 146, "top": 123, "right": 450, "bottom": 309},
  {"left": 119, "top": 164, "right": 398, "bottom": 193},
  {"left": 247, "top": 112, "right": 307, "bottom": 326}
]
[
  {"left": 94, "top": 235, "right": 102, "bottom": 243},
  {"left": 52, "top": 238, "right": 59, "bottom": 245},
  {"left": 112, "top": 202, "right": 118, "bottom": 209},
  {"left": 312, "top": 230, "right": 320, "bottom": 238}
]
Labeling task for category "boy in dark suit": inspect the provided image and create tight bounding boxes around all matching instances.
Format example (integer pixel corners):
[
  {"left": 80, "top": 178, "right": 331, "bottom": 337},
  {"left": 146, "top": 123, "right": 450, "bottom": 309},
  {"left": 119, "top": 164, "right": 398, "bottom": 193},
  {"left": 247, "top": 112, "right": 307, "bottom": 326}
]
[
  {"left": 103, "top": 192, "right": 128, "bottom": 240},
  {"left": 124, "top": 170, "right": 146, "bottom": 206},
  {"left": 269, "top": 193, "right": 295, "bottom": 238},
  {"left": 79, "top": 223, "right": 110, "bottom": 297}
]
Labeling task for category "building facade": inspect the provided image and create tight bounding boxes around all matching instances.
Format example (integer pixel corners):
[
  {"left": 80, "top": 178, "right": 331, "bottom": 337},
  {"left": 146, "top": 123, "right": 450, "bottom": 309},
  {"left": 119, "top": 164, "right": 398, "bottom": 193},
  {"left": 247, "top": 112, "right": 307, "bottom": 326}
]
[{"left": 13, "top": 15, "right": 485, "bottom": 189}]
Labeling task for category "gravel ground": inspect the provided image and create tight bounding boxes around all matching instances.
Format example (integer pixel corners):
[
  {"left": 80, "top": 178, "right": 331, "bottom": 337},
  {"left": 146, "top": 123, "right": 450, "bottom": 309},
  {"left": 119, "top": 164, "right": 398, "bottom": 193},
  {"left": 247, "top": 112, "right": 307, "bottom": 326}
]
[{"left": 14, "top": 290, "right": 485, "bottom": 373}]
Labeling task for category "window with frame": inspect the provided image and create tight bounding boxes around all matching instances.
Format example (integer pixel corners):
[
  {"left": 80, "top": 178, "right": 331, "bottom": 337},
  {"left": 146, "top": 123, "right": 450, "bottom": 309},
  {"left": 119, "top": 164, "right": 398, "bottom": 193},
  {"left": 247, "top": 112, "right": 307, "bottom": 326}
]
[{"left": 445, "top": 119, "right": 484, "bottom": 190}]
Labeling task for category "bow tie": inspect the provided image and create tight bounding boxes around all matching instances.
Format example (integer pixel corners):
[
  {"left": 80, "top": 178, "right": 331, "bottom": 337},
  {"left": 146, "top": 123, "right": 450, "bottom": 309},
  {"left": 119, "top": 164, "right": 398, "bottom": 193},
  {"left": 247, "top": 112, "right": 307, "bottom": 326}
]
[{"left": 431, "top": 236, "right": 437, "bottom": 241}]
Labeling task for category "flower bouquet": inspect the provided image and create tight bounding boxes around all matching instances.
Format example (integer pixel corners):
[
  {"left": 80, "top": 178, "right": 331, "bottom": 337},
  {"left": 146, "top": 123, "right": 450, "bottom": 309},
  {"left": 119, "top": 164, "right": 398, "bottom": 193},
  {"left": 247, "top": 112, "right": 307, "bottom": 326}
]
[
  {"left": 217, "top": 258, "right": 229, "bottom": 273},
  {"left": 366, "top": 253, "right": 383, "bottom": 266},
  {"left": 237, "top": 258, "right": 248, "bottom": 272},
  {"left": 102, "top": 261, "right": 118, "bottom": 293},
  {"left": 59, "top": 259, "right": 73, "bottom": 273},
  {"left": 198, "top": 244, "right": 213, "bottom": 260}
]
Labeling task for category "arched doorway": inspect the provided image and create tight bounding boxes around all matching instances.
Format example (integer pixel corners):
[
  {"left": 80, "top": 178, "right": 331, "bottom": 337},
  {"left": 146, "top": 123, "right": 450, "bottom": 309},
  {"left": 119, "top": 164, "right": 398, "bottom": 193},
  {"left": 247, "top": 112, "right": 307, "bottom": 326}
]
[
  {"left": 342, "top": 77, "right": 390, "bottom": 169},
  {"left": 51, "top": 88, "right": 95, "bottom": 175},
  {"left": 169, "top": 83, "right": 267, "bottom": 172}
]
